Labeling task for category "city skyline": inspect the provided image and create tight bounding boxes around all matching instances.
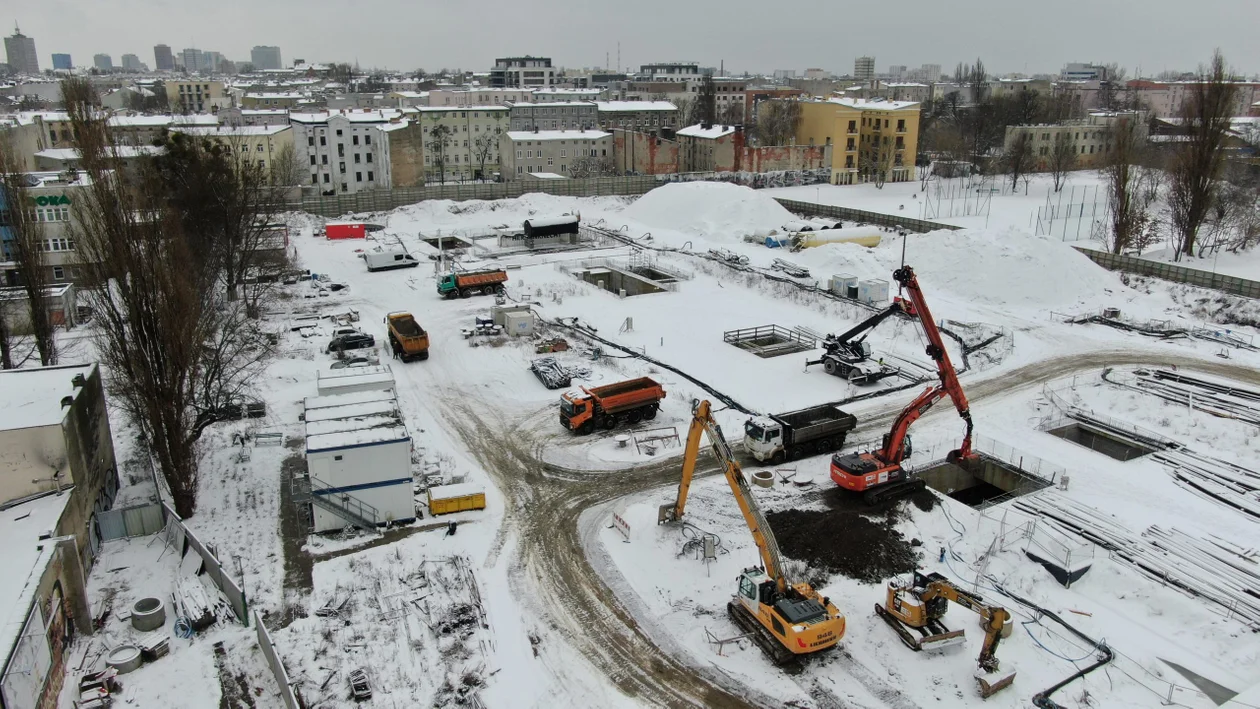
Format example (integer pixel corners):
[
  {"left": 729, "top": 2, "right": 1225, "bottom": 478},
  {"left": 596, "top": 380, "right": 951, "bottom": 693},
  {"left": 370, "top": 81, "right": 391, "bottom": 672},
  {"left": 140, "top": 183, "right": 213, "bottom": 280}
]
[{"left": 9, "top": 0, "right": 1260, "bottom": 78}]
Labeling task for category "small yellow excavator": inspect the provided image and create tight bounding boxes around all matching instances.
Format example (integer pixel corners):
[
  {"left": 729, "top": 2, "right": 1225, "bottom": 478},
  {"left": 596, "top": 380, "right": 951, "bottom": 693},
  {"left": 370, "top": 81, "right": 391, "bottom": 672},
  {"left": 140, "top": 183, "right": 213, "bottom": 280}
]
[
  {"left": 877, "top": 570, "right": 1016, "bottom": 698},
  {"left": 658, "top": 400, "right": 845, "bottom": 667}
]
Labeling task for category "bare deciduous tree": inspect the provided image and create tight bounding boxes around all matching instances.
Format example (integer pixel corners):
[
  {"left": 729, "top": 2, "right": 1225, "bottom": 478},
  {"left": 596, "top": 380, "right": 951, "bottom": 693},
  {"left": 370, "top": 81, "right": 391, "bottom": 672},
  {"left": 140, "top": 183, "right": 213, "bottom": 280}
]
[
  {"left": 860, "top": 136, "right": 896, "bottom": 188},
  {"left": 426, "top": 123, "right": 452, "bottom": 183},
  {"left": 697, "top": 76, "right": 717, "bottom": 126},
  {"left": 472, "top": 132, "right": 497, "bottom": 181},
  {"left": 63, "top": 77, "right": 277, "bottom": 517},
  {"left": 1099, "top": 116, "right": 1150, "bottom": 254},
  {"left": 718, "top": 100, "right": 743, "bottom": 126},
  {"left": 1001, "top": 132, "right": 1036, "bottom": 191},
  {"left": 568, "top": 153, "right": 617, "bottom": 179},
  {"left": 0, "top": 135, "right": 57, "bottom": 365},
  {"left": 1048, "top": 132, "right": 1077, "bottom": 192},
  {"left": 753, "top": 100, "right": 802, "bottom": 146},
  {"left": 1168, "top": 51, "right": 1240, "bottom": 260}
]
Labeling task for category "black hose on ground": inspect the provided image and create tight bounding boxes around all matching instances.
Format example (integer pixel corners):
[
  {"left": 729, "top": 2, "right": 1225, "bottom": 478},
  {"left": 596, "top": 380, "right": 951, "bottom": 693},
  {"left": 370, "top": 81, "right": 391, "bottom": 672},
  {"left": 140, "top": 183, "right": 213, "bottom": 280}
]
[{"left": 995, "top": 584, "right": 1115, "bottom": 709}]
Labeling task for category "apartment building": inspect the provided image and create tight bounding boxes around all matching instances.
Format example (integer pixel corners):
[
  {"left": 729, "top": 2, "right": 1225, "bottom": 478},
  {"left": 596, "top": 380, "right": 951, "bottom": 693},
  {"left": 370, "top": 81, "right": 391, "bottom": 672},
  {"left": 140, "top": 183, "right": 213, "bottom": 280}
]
[
  {"left": 490, "top": 57, "right": 559, "bottom": 88},
  {"left": 1126, "top": 80, "right": 1260, "bottom": 118},
  {"left": 509, "top": 101, "right": 597, "bottom": 131},
  {"left": 290, "top": 110, "right": 398, "bottom": 193},
  {"left": 0, "top": 171, "right": 93, "bottom": 284},
  {"left": 416, "top": 106, "right": 509, "bottom": 182},
  {"left": 638, "top": 62, "right": 708, "bottom": 82},
  {"left": 173, "top": 125, "right": 296, "bottom": 181},
  {"left": 594, "top": 101, "right": 678, "bottom": 132},
  {"left": 251, "top": 45, "right": 283, "bottom": 71},
  {"left": 794, "top": 97, "right": 920, "bottom": 185},
  {"left": 217, "top": 108, "right": 291, "bottom": 126},
  {"left": 427, "top": 87, "right": 534, "bottom": 107},
  {"left": 1004, "top": 111, "right": 1147, "bottom": 169},
  {"left": 108, "top": 114, "right": 219, "bottom": 146},
  {"left": 500, "top": 129, "right": 613, "bottom": 179},
  {"left": 854, "top": 57, "right": 875, "bottom": 82},
  {"left": 675, "top": 123, "right": 831, "bottom": 173},
  {"left": 165, "top": 80, "right": 227, "bottom": 113},
  {"left": 154, "top": 44, "right": 174, "bottom": 71},
  {"left": 241, "top": 91, "right": 306, "bottom": 109}
]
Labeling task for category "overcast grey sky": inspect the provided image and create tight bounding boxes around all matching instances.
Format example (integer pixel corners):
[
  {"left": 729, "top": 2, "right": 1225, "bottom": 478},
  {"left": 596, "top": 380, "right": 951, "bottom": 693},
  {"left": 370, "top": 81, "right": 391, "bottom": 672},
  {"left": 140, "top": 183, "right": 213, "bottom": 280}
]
[{"left": 16, "top": 0, "right": 1260, "bottom": 77}]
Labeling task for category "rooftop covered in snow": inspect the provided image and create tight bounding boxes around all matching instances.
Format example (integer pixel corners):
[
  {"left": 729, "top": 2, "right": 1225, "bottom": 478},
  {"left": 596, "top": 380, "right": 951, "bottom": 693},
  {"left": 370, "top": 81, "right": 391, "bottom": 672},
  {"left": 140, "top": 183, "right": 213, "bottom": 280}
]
[
  {"left": 828, "top": 97, "right": 920, "bottom": 111},
  {"left": 593, "top": 101, "right": 678, "bottom": 112},
  {"left": 506, "top": 130, "right": 610, "bottom": 141},
  {"left": 0, "top": 363, "right": 98, "bottom": 432},
  {"left": 0, "top": 491, "right": 71, "bottom": 674},
  {"left": 676, "top": 123, "right": 737, "bottom": 139}
]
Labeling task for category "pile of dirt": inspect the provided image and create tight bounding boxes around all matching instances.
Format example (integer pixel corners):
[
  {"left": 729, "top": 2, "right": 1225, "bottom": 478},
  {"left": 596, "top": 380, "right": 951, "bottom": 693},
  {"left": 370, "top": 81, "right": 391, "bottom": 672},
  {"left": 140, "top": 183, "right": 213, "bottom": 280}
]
[{"left": 766, "top": 488, "right": 934, "bottom": 584}]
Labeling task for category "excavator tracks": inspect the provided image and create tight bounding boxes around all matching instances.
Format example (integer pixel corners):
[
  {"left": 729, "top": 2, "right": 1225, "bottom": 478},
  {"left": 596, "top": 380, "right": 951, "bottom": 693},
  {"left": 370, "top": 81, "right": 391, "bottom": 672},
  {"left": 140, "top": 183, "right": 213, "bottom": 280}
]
[
  {"left": 726, "top": 601, "right": 805, "bottom": 675},
  {"left": 863, "top": 478, "right": 926, "bottom": 506}
]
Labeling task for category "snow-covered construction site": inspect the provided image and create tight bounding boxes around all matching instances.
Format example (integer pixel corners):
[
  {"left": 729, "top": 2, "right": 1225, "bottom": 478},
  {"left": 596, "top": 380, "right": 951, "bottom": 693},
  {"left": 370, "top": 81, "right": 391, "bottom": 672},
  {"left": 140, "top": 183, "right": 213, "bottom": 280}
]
[{"left": 51, "top": 179, "right": 1260, "bottom": 708}]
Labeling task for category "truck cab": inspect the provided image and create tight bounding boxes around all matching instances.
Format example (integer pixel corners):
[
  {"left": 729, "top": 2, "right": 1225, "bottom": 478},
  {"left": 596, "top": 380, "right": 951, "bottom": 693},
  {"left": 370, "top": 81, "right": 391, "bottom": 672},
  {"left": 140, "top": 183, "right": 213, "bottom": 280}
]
[
  {"left": 559, "top": 392, "right": 592, "bottom": 431},
  {"left": 743, "top": 417, "right": 784, "bottom": 462},
  {"left": 436, "top": 273, "right": 459, "bottom": 296}
]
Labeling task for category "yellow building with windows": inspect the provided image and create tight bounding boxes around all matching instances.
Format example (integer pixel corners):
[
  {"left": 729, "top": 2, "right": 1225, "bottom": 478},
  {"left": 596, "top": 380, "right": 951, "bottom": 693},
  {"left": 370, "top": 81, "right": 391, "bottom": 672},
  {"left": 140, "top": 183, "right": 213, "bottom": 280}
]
[{"left": 794, "top": 98, "right": 920, "bottom": 185}]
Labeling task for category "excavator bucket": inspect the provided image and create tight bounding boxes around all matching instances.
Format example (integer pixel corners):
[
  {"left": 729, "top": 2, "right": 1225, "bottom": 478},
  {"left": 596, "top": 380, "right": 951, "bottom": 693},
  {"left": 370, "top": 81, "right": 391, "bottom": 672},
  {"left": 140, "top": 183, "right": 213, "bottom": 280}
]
[
  {"left": 976, "top": 667, "right": 1017, "bottom": 698},
  {"left": 657, "top": 503, "right": 679, "bottom": 524}
]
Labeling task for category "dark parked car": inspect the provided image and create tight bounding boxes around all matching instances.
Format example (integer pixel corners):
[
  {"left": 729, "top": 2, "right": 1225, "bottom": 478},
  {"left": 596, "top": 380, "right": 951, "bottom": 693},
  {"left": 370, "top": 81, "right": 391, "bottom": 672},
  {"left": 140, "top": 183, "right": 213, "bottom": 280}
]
[{"left": 326, "top": 333, "right": 376, "bottom": 353}]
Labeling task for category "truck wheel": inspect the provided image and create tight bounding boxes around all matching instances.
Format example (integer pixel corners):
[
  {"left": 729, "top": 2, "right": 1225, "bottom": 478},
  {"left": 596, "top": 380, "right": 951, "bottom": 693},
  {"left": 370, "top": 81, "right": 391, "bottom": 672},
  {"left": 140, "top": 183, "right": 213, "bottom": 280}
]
[
  {"left": 790, "top": 446, "right": 804, "bottom": 460},
  {"left": 445, "top": 291, "right": 457, "bottom": 300},
  {"left": 460, "top": 288, "right": 471, "bottom": 299},
  {"left": 824, "top": 360, "right": 838, "bottom": 375},
  {"left": 816, "top": 439, "right": 831, "bottom": 453},
  {"left": 578, "top": 421, "right": 594, "bottom": 435},
  {"left": 627, "top": 410, "right": 643, "bottom": 424},
  {"left": 494, "top": 285, "right": 506, "bottom": 295},
  {"left": 418, "top": 351, "right": 429, "bottom": 360},
  {"left": 835, "top": 435, "right": 847, "bottom": 450},
  {"left": 772, "top": 451, "right": 785, "bottom": 465},
  {"left": 642, "top": 404, "right": 658, "bottom": 420},
  {"left": 602, "top": 416, "right": 617, "bottom": 430}
]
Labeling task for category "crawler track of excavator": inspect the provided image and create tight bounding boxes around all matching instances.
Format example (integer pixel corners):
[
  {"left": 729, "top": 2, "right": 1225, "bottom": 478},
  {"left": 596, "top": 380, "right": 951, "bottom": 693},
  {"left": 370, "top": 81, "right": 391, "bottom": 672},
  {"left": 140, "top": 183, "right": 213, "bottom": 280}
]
[
  {"left": 727, "top": 601, "right": 805, "bottom": 674},
  {"left": 874, "top": 603, "right": 964, "bottom": 651},
  {"left": 862, "top": 478, "right": 926, "bottom": 506}
]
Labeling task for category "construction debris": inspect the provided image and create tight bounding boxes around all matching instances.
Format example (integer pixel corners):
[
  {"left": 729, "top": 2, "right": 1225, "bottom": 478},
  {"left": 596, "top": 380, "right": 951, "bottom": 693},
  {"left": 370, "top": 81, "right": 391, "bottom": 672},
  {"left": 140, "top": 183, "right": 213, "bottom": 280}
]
[
  {"left": 531, "top": 357, "right": 574, "bottom": 389},
  {"left": 348, "top": 667, "right": 373, "bottom": 701}
]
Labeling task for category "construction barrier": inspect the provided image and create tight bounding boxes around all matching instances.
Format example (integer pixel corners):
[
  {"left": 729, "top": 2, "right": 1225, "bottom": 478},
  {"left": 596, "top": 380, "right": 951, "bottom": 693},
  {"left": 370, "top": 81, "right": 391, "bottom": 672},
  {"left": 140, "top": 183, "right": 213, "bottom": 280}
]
[
  {"left": 254, "top": 611, "right": 301, "bottom": 709},
  {"left": 773, "top": 198, "right": 963, "bottom": 234},
  {"left": 94, "top": 502, "right": 165, "bottom": 542},
  {"left": 161, "top": 502, "right": 249, "bottom": 625},
  {"left": 1073, "top": 247, "right": 1260, "bottom": 300}
]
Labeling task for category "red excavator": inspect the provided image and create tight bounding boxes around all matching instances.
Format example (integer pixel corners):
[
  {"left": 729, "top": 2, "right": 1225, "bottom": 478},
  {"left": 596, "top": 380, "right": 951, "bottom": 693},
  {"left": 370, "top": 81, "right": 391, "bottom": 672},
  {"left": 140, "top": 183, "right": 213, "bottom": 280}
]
[{"left": 830, "top": 265, "right": 979, "bottom": 504}]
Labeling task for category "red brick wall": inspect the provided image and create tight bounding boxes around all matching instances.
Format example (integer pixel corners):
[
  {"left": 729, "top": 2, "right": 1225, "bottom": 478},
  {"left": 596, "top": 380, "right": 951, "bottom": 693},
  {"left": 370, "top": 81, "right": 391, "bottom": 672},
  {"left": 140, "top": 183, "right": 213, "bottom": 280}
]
[{"left": 613, "top": 130, "right": 680, "bottom": 174}]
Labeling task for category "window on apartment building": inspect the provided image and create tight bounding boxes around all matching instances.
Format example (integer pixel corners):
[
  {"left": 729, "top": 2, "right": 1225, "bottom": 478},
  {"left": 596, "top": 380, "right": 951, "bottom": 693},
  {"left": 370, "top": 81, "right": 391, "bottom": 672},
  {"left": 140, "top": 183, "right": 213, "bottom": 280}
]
[
  {"left": 368, "top": 171, "right": 374, "bottom": 182},
  {"left": 463, "top": 140, "right": 468, "bottom": 147},
  {"left": 1081, "top": 146, "right": 1086, "bottom": 154},
  {"left": 895, "top": 137, "right": 904, "bottom": 149},
  {"left": 337, "top": 145, "right": 345, "bottom": 157},
  {"left": 602, "top": 149, "right": 607, "bottom": 156},
  {"left": 353, "top": 154, "right": 360, "bottom": 164},
  {"left": 364, "top": 134, "right": 371, "bottom": 145},
  {"left": 517, "top": 166, "right": 524, "bottom": 174},
  {"left": 52, "top": 266, "right": 64, "bottom": 280},
  {"left": 1089, "top": 145, "right": 1095, "bottom": 154},
  {"left": 884, "top": 119, "right": 890, "bottom": 128},
  {"left": 309, "top": 156, "right": 316, "bottom": 166},
  {"left": 1040, "top": 147, "right": 1049, "bottom": 156},
  {"left": 340, "top": 162, "right": 346, "bottom": 173},
  {"left": 547, "top": 157, "right": 554, "bottom": 166},
  {"left": 322, "top": 155, "right": 328, "bottom": 164},
  {"left": 341, "top": 183, "right": 347, "bottom": 192},
  {"left": 560, "top": 149, "right": 567, "bottom": 158},
  {"left": 845, "top": 155, "right": 854, "bottom": 168},
  {"left": 323, "top": 174, "right": 330, "bottom": 183},
  {"left": 366, "top": 154, "right": 373, "bottom": 163},
  {"left": 239, "top": 145, "right": 248, "bottom": 153},
  {"left": 257, "top": 144, "right": 265, "bottom": 152},
  {"left": 591, "top": 149, "right": 597, "bottom": 157},
  {"left": 1043, "top": 133, "right": 1050, "bottom": 140},
  {"left": 517, "top": 150, "right": 523, "bottom": 159},
  {"left": 336, "top": 129, "right": 343, "bottom": 136},
  {"left": 356, "top": 172, "right": 362, "bottom": 182},
  {"left": 311, "top": 174, "right": 318, "bottom": 184},
  {"left": 526, "top": 150, "right": 533, "bottom": 158},
  {"left": 320, "top": 136, "right": 326, "bottom": 146},
  {"left": 560, "top": 164, "right": 567, "bottom": 172}
]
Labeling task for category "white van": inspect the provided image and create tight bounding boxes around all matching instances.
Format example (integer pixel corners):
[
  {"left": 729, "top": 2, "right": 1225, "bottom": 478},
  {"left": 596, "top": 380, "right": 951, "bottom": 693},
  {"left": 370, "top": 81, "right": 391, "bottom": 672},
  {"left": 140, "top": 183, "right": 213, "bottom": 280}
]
[{"left": 363, "top": 249, "right": 420, "bottom": 272}]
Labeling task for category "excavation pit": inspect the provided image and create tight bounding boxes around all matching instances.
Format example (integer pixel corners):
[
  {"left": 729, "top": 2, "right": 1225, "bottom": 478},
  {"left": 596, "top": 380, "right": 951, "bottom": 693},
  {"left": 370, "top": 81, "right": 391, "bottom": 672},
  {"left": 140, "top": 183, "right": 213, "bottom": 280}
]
[
  {"left": 723, "top": 325, "right": 816, "bottom": 358},
  {"left": 575, "top": 267, "right": 668, "bottom": 296},
  {"left": 917, "top": 454, "right": 1051, "bottom": 508},
  {"left": 1047, "top": 422, "right": 1155, "bottom": 461}
]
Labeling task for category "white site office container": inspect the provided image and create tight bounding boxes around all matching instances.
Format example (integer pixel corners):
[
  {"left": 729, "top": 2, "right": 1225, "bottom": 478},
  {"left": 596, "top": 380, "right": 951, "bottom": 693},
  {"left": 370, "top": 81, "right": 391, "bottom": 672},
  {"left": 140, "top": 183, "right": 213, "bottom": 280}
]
[
  {"left": 316, "top": 365, "right": 395, "bottom": 397},
  {"left": 304, "top": 393, "right": 414, "bottom": 532},
  {"left": 857, "top": 279, "right": 890, "bottom": 306},
  {"left": 503, "top": 311, "right": 534, "bottom": 337},
  {"left": 831, "top": 273, "right": 858, "bottom": 298}
]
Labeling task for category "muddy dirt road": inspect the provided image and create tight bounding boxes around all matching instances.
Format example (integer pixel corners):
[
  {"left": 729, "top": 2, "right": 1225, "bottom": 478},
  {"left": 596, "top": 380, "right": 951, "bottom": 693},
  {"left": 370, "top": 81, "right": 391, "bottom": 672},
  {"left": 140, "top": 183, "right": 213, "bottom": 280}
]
[{"left": 444, "top": 351, "right": 1260, "bottom": 709}]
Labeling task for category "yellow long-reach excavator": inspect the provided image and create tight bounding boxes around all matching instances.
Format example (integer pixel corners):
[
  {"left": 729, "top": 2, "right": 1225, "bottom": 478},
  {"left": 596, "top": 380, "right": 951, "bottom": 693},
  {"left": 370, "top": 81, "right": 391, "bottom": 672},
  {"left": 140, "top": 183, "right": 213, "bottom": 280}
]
[
  {"left": 658, "top": 400, "right": 845, "bottom": 667},
  {"left": 878, "top": 570, "right": 1016, "bottom": 698}
]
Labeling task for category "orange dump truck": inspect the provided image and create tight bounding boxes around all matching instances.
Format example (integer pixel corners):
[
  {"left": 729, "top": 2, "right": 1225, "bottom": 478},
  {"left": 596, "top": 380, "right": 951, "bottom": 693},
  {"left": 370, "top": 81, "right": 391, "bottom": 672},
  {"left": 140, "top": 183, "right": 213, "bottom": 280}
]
[
  {"left": 560, "top": 377, "right": 665, "bottom": 434},
  {"left": 437, "top": 269, "right": 508, "bottom": 299},
  {"left": 385, "top": 312, "right": 430, "bottom": 362}
]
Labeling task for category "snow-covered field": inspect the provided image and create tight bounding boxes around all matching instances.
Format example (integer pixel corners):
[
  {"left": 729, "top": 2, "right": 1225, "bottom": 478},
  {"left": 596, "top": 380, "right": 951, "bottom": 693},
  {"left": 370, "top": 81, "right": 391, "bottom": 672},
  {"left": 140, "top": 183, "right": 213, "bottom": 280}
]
[{"left": 63, "top": 181, "right": 1260, "bottom": 708}]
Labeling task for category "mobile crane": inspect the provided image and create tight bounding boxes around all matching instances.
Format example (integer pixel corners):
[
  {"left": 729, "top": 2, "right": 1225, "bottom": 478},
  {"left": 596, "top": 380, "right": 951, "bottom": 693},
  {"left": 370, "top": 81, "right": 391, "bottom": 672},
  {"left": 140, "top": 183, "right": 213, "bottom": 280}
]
[
  {"left": 806, "top": 301, "right": 904, "bottom": 384},
  {"left": 877, "top": 570, "right": 1016, "bottom": 698},
  {"left": 830, "top": 265, "right": 979, "bottom": 504},
  {"left": 659, "top": 400, "right": 846, "bottom": 667}
]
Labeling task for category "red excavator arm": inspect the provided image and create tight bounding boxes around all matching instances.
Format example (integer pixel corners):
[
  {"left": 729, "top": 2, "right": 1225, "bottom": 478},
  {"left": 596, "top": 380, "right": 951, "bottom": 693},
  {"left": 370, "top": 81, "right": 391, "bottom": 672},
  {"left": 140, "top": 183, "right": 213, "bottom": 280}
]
[{"left": 891, "top": 266, "right": 975, "bottom": 463}]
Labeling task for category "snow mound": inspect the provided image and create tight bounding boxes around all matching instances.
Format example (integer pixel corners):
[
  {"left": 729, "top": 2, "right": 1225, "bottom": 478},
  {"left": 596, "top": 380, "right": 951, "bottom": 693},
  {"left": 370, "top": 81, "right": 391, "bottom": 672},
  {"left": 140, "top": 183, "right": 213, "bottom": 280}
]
[
  {"left": 623, "top": 182, "right": 796, "bottom": 240},
  {"left": 805, "top": 227, "right": 1123, "bottom": 308}
]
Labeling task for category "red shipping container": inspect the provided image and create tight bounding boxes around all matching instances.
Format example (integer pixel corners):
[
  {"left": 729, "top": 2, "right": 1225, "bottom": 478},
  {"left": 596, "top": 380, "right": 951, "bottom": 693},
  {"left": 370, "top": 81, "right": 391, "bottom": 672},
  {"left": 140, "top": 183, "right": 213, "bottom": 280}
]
[{"left": 325, "top": 222, "right": 366, "bottom": 240}]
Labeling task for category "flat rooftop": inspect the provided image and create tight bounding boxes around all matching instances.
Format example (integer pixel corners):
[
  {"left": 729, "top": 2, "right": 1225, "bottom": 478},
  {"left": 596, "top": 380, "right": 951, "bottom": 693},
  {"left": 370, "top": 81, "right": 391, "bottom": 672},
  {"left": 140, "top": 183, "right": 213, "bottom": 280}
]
[
  {"left": 0, "top": 363, "right": 96, "bottom": 432},
  {"left": 0, "top": 492, "right": 71, "bottom": 670}
]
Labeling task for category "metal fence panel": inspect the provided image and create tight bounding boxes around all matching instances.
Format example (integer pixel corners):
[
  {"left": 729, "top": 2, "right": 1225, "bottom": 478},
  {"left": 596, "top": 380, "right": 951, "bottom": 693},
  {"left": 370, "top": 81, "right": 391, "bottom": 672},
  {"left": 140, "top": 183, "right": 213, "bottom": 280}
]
[
  {"left": 1073, "top": 247, "right": 1260, "bottom": 300},
  {"left": 254, "top": 611, "right": 300, "bottom": 709},
  {"left": 96, "top": 502, "right": 165, "bottom": 541},
  {"left": 772, "top": 198, "right": 962, "bottom": 234},
  {"left": 161, "top": 502, "right": 249, "bottom": 625}
]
